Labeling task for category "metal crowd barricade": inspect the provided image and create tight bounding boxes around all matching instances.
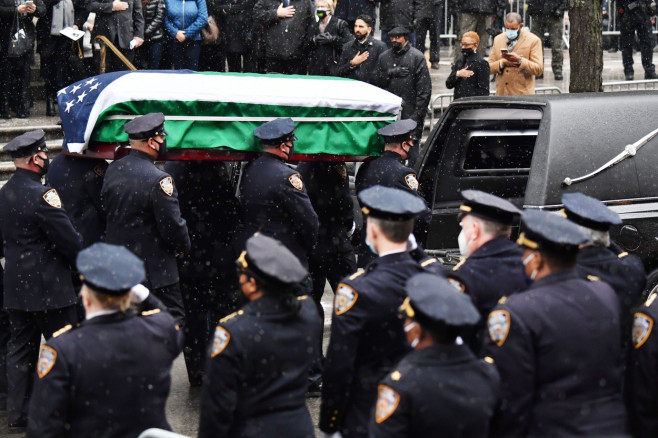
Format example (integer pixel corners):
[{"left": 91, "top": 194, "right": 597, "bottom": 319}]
[
  {"left": 428, "top": 86, "right": 563, "bottom": 129},
  {"left": 138, "top": 429, "right": 191, "bottom": 438},
  {"left": 602, "top": 79, "right": 658, "bottom": 92}
]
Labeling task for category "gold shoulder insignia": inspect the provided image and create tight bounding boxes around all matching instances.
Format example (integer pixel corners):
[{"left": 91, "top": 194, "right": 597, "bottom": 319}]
[
  {"left": 43, "top": 189, "right": 62, "bottom": 208},
  {"left": 159, "top": 176, "right": 174, "bottom": 196},
  {"left": 618, "top": 252, "right": 629, "bottom": 259},
  {"left": 488, "top": 310, "right": 511, "bottom": 347},
  {"left": 297, "top": 295, "right": 308, "bottom": 301},
  {"left": 211, "top": 326, "right": 231, "bottom": 357},
  {"left": 498, "top": 296, "right": 507, "bottom": 304},
  {"left": 375, "top": 384, "right": 400, "bottom": 423},
  {"left": 390, "top": 371, "right": 401, "bottom": 381},
  {"left": 349, "top": 269, "right": 365, "bottom": 280},
  {"left": 447, "top": 277, "right": 466, "bottom": 293},
  {"left": 37, "top": 345, "right": 58, "bottom": 378},
  {"left": 220, "top": 310, "right": 244, "bottom": 324},
  {"left": 52, "top": 324, "right": 72, "bottom": 338},
  {"left": 335, "top": 283, "right": 358, "bottom": 315},
  {"left": 587, "top": 275, "right": 600, "bottom": 282},
  {"left": 421, "top": 258, "right": 437, "bottom": 267},
  {"left": 632, "top": 312, "right": 654, "bottom": 349},
  {"left": 288, "top": 173, "right": 304, "bottom": 191},
  {"left": 484, "top": 356, "right": 495, "bottom": 364},
  {"left": 141, "top": 309, "right": 161, "bottom": 316},
  {"left": 404, "top": 173, "right": 419, "bottom": 191},
  {"left": 452, "top": 258, "right": 466, "bottom": 272},
  {"left": 646, "top": 292, "right": 658, "bottom": 308}
]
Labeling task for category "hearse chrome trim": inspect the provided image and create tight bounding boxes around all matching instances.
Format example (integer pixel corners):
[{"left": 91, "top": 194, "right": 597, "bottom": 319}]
[{"left": 562, "top": 127, "right": 658, "bottom": 186}]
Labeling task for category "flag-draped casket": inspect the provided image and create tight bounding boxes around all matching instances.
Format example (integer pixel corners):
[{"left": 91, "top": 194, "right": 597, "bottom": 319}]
[{"left": 57, "top": 70, "right": 402, "bottom": 160}]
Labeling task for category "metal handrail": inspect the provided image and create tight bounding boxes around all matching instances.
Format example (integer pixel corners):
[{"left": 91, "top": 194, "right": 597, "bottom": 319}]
[{"left": 94, "top": 35, "right": 137, "bottom": 73}]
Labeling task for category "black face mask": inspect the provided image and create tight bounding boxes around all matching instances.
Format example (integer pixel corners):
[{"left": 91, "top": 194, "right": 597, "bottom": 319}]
[
  {"left": 316, "top": 9, "right": 328, "bottom": 19},
  {"left": 392, "top": 41, "right": 404, "bottom": 52},
  {"left": 461, "top": 48, "right": 474, "bottom": 57},
  {"left": 35, "top": 154, "right": 49, "bottom": 175},
  {"left": 153, "top": 138, "right": 167, "bottom": 157}
]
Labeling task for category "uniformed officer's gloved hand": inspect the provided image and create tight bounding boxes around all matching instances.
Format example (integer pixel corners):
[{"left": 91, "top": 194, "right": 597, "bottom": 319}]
[
  {"left": 314, "top": 32, "right": 336, "bottom": 45},
  {"left": 387, "top": 66, "right": 410, "bottom": 77},
  {"left": 130, "top": 284, "right": 150, "bottom": 304},
  {"left": 322, "top": 433, "right": 342, "bottom": 438}
]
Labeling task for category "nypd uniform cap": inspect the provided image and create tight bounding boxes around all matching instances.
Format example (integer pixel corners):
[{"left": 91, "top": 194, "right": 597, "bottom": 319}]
[
  {"left": 237, "top": 233, "right": 307, "bottom": 288},
  {"left": 3, "top": 129, "right": 48, "bottom": 158},
  {"left": 377, "top": 119, "right": 417, "bottom": 143},
  {"left": 517, "top": 209, "right": 589, "bottom": 254},
  {"left": 401, "top": 273, "right": 480, "bottom": 327},
  {"left": 253, "top": 118, "right": 297, "bottom": 144},
  {"left": 123, "top": 112, "right": 167, "bottom": 140},
  {"left": 358, "top": 185, "right": 426, "bottom": 221},
  {"left": 561, "top": 192, "right": 621, "bottom": 232},
  {"left": 388, "top": 25, "right": 411, "bottom": 36},
  {"left": 76, "top": 242, "right": 146, "bottom": 296},
  {"left": 459, "top": 189, "right": 521, "bottom": 225}
]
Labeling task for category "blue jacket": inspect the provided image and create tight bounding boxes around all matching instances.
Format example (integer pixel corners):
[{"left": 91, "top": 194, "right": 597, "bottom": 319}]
[{"left": 164, "top": 0, "right": 208, "bottom": 41}]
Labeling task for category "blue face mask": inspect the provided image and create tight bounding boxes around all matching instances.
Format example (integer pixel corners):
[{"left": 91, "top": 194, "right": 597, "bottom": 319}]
[
  {"left": 505, "top": 28, "right": 519, "bottom": 40},
  {"left": 365, "top": 236, "right": 377, "bottom": 255}
]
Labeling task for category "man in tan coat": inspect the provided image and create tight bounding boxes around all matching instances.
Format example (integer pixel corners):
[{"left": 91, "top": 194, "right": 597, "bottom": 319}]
[{"left": 488, "top": 12, "right": 543, "bottom": 96}]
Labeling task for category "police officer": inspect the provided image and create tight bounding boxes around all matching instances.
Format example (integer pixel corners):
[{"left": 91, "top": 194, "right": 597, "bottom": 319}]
[
  {"left": 618, "top": 0, "right": 658, "bottom": 80},
  {"left": 355, "top": 119, "right": 431, "bottom": 267},
  {"left": 101, "top": 113, "right": 191, "bottom": 323},
  {"left": 319, "top": 185, "right": 443, "bottom": 438},
  {"left": 483, "top": 210, "right": 627, "bottom": 436},
  {"left": 447, "top": 190, "right": 527, "bottom": 353},
  {"left": 165, "top": 160, "right": 243, "bottom": 386},
  {"left": 198, "top": 233, "right": 322, "bottom": 437},
  {"left": 370, "top": 273, "right": 500, "bottom": 437},
  {"left": 626, "top": 289, "right": 658, "bottom": 437},
  {"left": 239, "top": 118, "right": 319, "bottom": 270},
  {"left": 27, "top": 242, "right": 183, "bottom": 437},
  {"left": 0, "top": 130, "right": 82, "bottom": 431},
  {"left": 562, "top": 192, "right": 646, "bottom": 352}
]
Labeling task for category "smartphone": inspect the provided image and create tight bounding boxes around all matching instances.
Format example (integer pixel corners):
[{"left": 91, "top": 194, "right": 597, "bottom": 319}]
[{"left": 500, "top": 48, "right": 508, "bottom": 54}]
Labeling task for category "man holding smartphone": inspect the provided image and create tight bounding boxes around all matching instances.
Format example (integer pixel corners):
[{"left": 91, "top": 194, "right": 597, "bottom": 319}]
[{"left": 488, "top": 12, "right": 543, "bottom": 96}]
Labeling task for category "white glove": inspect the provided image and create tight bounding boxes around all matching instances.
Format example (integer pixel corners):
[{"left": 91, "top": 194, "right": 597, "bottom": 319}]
[
  {"left": 130, "top": 284, "right": 150, "bottom": 303},
  {"left": 407, "top": 233, "right": 418, "bottom": 251},
  {"left": 322, "top": 433, "right": 342, "bottom": 438},
  {"left": 347, "top": 221, "right": 356, "bottom": 238}
]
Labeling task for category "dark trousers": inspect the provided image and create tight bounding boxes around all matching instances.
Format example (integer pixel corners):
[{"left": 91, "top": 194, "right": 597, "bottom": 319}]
[
  {"left": 180, "top": 276, "right": 242, "bottom": 386},
  {"left": 197, "top": 42, "right": 226, "bottom": 72},
  {"left": 227, "top": 52, "right": 257, "bottom": 73},
  {"left": 171, "top": 39, "right": 201, "bottom": 70},
  {"left": 9, "top": 51, "right": 32, "bottom": 117},
  {"left": 415, "top": 6, "right": 444, "bottom": 62},
  {"left": 135, "top": 40, "right": 163, "bottom": 69},
  {"left": 152, "top": 283, "right": 185, "bottom": 325},
  {"left": 620, "top": 7, "right": 655, "bottom": 74},
  {"left": 0, "top": 310, "right": 9, "bottom": 411},
  {"left": 265, "top": 57, "right": 309, "bottom": 75},
  {"left": 7, "top": 306, "right": 78, "bottom": 425},
  {"left": 39, "top": 36, "right": 71, "bottom": 97}
]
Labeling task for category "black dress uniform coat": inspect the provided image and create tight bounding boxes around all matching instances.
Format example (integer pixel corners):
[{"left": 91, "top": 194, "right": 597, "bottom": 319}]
[
  {"left": 448, "top": 237, "right": 528, "bottom": 352},
  {"left": 198, "top": 295, "right": 322, "bottom": 438},
  {"left": 101, "top": 150, "right": 190, "bottom": 289},
  {"left": 369, "top": 345, "right": 500, "bottom": 437},
  {"left": 47, "top": 155, "right": 108, "bottom": 248},
  {"left": 577, "top": 245, "right": 646, "bottom": 352},
  {"left": 239, "top": 153, "right": 319, "bottom": 268},
  {"left": 626, "top": 290, "right": 658, "bottom": 438},
  {"left": 0, "top": 169, "right": 81, "bottom": 311},
  {"left": 26, "top": 297, "right": 183, "bottom": 438},
  {"left": 320, "top": 251, "right": 442, "bottom": 437},
  {"left": 334, "top": 34, "right": 388, "bottom": 83},
  {"left": 482, "top": 269, "right": 627, "bottom": 437}
]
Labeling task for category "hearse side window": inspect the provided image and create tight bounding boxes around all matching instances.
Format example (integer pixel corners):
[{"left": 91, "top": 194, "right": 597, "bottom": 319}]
[{"left": 461, "top": 130, "right": 536, "bottom": 173}]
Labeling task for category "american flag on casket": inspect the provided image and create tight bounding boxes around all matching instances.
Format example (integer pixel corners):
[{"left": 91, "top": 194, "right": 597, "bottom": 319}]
[{"left": 57, "top": 70, "right": 402, "bottom": 157}]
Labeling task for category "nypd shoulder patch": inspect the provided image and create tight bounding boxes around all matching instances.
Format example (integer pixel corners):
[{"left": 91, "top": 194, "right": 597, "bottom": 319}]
[
  {"left": 211, "top": 326, "right": 231, "bottom": 358},
  {"left": 335, "top": 283, "right": 358, "bottom": 315},
  {"left": 447, "top": 277, "right": 466, "bottom": 293},
  {"left": 37, "top": 345, "right": 57, "bottom": 378},
  {"left": 159, "top": 176, "right": 174, "bottom": 196},
  {"left": 375, "top": 384, "right": 400, "bottom": 423},
  {"left": 488, "top": 310, "right": 511, "bottom": 347},
  {"left": 42, "top": 189, "right": 62, "bottom": 208},
  {"left": 404, "top": 173, "right": 419, "bottom": 191},
  {"left": 288, "top": 173, "right": 304, "bottom": 191},
  {"left": 632, "top": 312, "right": 654, "bottom": 349}
]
